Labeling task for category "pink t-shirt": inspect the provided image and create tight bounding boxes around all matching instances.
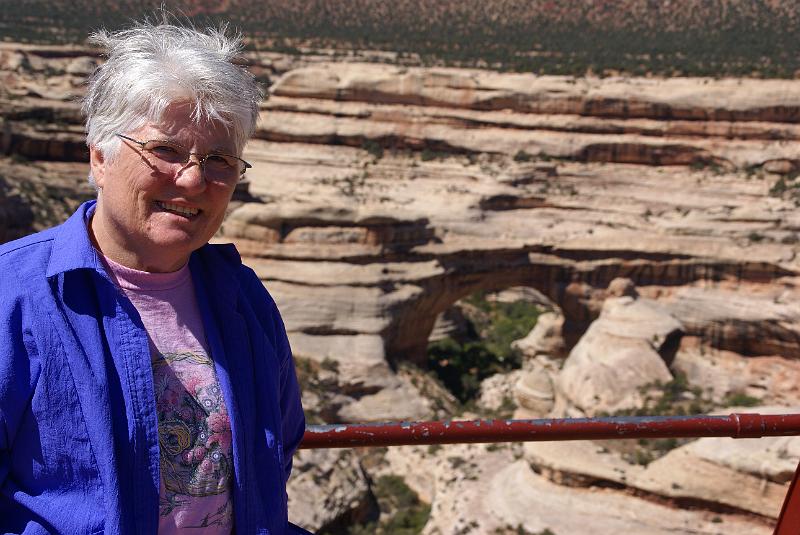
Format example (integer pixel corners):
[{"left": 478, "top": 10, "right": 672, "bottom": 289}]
[{"left": 102, "top": 256, "right": 233, "bottom": 534}]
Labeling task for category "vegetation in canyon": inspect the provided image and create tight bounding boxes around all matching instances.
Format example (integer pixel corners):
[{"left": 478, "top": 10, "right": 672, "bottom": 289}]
[
  {"left": 427, "top": 292, "right": 542, "bottom": 405},
  {"left": 343, "top": 475, "right": 430, "bottom": 535}
]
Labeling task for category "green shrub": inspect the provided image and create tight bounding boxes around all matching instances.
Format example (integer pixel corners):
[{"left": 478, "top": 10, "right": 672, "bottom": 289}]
[
  {"left": 622, "top": 371, "right": 707, "bottom": 417},
  {"left": 723, "top": 392, "right": 761, "bottom": 407},
  {"left": 344, "top": 475, "right": 430, "bottom": 535},
  {"left": 427, "top": 292, "right": 541, "bottom": 403},
  {"left": 427, "top": 338, "right": 495, "bottom": 402},
  {"left": 362, "top": 139, "right": 384, "bottom": 160},
  {"left": 770, "top": 177, "right": 789, "bottom": 196},
  {"left": 513, "top": 150, "right": 533, "bottom": 162},
  {"left": 420, "top": 149, "right": 451, "bottom": 161}
]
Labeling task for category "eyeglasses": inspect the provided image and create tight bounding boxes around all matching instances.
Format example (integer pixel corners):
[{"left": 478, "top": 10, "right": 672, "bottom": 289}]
[{"left": 116, "top": 133, "right": 251, "bottom": 184}]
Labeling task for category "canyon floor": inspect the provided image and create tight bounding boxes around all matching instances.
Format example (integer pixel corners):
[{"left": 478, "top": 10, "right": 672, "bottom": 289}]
[{"left": 3, "top": 42, "right": 800, "bottom": 533}]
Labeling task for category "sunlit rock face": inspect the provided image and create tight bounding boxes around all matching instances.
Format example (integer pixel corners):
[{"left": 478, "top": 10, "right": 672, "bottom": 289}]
[{"left": 3, "top": 41, "right": 800, "bottom": 533}]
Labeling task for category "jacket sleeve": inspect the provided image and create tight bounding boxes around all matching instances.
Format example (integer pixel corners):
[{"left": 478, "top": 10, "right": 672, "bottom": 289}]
[
  {"left": 277, "top": 323, "right": 306, "bottom": 481},
  {"left": 0, "top": 272, "right": 40, "bottom": 490},
  {"left": 240, "top": 267, "right": 306, "bottom": 481}
]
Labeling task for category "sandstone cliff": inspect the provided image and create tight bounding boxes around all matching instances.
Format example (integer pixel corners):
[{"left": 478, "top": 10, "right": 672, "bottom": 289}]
[{"left": 2, "top": 42, "right": 798, "bottom": 534}]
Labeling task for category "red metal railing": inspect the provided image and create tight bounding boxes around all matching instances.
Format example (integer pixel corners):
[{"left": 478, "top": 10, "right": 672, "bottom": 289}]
[
  {"left": 300, "top": 414, "right": 800, "bottom": 534},
  {"left": 300, "top": 413, "right": 800, "bottom": 448},
  {"left": 775, "top": 459, "right": 800, "bottom": 535}
]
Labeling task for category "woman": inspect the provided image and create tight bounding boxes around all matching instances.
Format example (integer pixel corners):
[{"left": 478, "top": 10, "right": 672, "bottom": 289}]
[{"left": 0, "top": 21, "right": 309, "bottom": 534}]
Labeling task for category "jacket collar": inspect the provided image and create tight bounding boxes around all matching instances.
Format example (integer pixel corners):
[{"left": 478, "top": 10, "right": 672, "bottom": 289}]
[
  {"left": 46, "top": 199, "right": 105, "bottom": 278},
  {"left": 188, "top": 240, "right": 242, "bottom": 307}
]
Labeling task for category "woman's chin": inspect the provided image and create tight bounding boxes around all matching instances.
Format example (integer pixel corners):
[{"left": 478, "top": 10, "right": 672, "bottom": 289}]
[{"left": 144, "top": 232, "right": 202, "bottom": 264}]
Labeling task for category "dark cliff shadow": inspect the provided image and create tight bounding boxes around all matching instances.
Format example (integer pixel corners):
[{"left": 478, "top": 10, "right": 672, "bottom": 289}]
[{"left": 0, "top": 173, "right": 36, "bottom": 244}]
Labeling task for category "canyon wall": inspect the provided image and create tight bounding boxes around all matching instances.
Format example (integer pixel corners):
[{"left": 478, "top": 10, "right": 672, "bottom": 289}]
[{"left": 2, "top": 42, "right": 800, "bottom": 533}]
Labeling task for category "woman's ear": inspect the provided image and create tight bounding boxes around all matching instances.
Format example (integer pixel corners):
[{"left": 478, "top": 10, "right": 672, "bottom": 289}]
[{"left": 89, "top": 145, "right": 106, "bottom": 189}]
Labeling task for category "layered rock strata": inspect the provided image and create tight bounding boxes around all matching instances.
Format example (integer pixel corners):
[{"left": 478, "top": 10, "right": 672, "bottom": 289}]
[{"left": 3, "top": 44, "right": 800, "bottom": 533}]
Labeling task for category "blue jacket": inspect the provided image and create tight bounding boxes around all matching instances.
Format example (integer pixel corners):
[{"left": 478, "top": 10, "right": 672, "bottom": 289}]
[{"left": 0, "top": 201, "right": 308, "bottom": 534}]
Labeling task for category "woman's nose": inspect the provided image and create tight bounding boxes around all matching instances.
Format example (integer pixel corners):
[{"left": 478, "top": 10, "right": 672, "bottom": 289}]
[{"left": 174, "top": 154, "right": 207, "bottom": 191}]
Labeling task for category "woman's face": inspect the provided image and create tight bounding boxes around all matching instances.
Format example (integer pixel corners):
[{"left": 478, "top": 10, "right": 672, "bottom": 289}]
[{"left": 89, "top": 103, "right": 240, "bottom": 272}]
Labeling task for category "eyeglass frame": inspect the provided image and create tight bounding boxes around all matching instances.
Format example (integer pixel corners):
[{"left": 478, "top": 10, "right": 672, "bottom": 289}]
[{"left": 115, "top": 133, "right": 252, "bottom": 182}]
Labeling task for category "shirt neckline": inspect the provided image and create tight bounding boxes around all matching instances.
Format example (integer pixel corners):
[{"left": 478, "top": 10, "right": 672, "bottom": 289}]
[{"left": 101, "top": 253, "right": 191, "bottom": 292}]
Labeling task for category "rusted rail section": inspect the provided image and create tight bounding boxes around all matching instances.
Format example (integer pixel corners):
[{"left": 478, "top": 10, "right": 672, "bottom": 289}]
[{"left": 300, "top": 413, "right": 800, "bottom": 449}]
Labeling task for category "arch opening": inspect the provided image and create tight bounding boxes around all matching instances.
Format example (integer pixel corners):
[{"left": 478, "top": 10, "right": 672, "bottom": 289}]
[{"left": 425, "top": 286, "right": 554, "bottom": 406}]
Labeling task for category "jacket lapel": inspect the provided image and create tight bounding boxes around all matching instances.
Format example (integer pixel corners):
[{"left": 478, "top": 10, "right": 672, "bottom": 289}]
[
  {"left": 42, "top": 200, "right": 160, "bottom": 534},
  {"left": 190, "top": 248, "right": 265, "bottom": 532},
  {"left": 43, "top": 270, "right": 127, "bottom": 532}
]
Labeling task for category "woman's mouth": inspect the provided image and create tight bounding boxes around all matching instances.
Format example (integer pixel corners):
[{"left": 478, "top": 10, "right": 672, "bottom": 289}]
[{"left": 157, "top": 201, "right": 200, "bottom": 217}]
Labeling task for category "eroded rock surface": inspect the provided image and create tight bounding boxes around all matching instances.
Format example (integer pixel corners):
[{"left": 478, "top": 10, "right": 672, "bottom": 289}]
[
  {"left": 524, "top": 426, "right": 797, "bottom": 519},
  {"left": 554, "top": 293, "right": 683, "bottom": 416},
  {"left": 287, "top": 448, "right": 373, "bottom": 532},
  {"left": 385, "top": 443, "right": 772, "bottom": 535},
  {"left": 232, "top": 64, "right": 800, "bottom": 531},
  {"left": 4, "top": 42, "right": 800, "bottom": 533}
]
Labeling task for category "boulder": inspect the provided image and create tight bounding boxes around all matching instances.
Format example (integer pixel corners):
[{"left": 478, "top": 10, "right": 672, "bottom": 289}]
[
  {"left": 555, "top": 296, "right": 683, "bottom": 416},
  {"left": 287, "top": 448, "right": 373, "bottom": 532},
  {"left": 523, "top": 408, "right": 799, "bottom": 518},
  {"left": 383, "top": 445, "right": 439, "bottom": 504},
  {"left": 513, "top": 362, "right": 556, "bottom": 417},
  {"left": 762, "top": 159, "right": 799, "bottom": 175},
  {"left": 485, "top": 459, "right": 770, "bottom": 534},
  {"left": 289, "top": 333, "right": 393, "bottom": 393},
  {"left": 478, "top": 370, "right": 523, "bottom": 414},
  {"left": 336, "top": 382, "right": 433, "bottom": 422},
  {"left": 411, "top": 443, "right": 771, "bottom": 535},
  {"left": 686, "top": 406, "right": 800, "bottom": 484},
  {"left": 607, "top": 276, "right": 639, "bottom": 298},
  {"left": 511, "top": 311, "right": 566, "bottom": 358},
  {"left": 524, "top": 439, "right": 644, "bottom": 486},
  {"left": 633, "top": 446, "right": 787, "bottom": 517}
]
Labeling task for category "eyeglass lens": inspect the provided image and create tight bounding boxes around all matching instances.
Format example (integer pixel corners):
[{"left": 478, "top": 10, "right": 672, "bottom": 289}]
[{"left": 141, "top": 141, "right": 245, "bottom": 181}]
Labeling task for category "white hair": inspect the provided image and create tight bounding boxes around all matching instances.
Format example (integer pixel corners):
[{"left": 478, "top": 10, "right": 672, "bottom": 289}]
[{"left": 82, "top": 21, "right": 262, "bottom": 178}]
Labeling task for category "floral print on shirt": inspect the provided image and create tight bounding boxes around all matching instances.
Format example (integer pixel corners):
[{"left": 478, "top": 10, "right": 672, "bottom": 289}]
[{"left": 152, "top": 350, "right": 233, "bottom": 528}]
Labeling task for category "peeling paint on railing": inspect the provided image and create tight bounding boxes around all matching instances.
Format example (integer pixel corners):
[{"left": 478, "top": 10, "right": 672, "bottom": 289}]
[{"left": 299, "top": 413, "right": 800, "bottom": 449}]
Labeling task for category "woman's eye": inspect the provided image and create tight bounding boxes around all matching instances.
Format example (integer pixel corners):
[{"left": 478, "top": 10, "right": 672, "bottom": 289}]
[
  {"left": 151, "top": 144, "right": 180, "bottom": 156},
  {"left": 205, "top": 154, "right": 233, "bottom": 168}
]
